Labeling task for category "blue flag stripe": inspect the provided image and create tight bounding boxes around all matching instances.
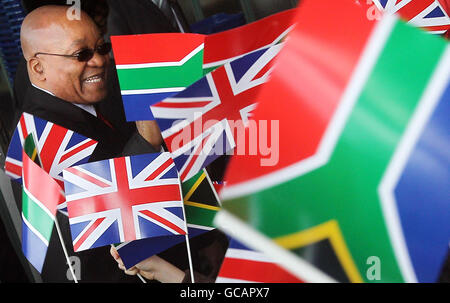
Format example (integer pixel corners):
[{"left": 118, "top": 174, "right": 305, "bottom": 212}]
[{"left": 22, "top": 220, "right": 48, "bottom": 273}]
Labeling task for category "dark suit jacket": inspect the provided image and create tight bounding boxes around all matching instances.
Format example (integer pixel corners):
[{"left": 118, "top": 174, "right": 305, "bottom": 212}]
[{"left": 106, "top": 0, "right": 177, "bottom": 39}]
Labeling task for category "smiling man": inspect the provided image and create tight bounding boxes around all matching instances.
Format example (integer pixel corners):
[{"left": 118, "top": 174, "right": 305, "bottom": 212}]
[
  {"left": 21, "top": 6, "right": 109, "bottom": 105},
  {"left": 19, "top": 5, "right": 162, "bottom": 160}
]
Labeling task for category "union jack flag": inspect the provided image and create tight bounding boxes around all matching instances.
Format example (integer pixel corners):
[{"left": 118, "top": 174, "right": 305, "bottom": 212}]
[
  {"left": 4, "top": 113, "right": 98, "bottom": 213},
  {"left": 151, "top": 44, "right": 283, "bottom": 181},
  {"left": 63, "top": 153, "right": 187, "bottom": 252},
  {"left": 372, "top": 0, "right": 450, "bottom": 34}
]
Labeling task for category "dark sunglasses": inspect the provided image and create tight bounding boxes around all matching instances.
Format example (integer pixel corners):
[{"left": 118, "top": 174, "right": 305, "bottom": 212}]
[{"left": 34, "top": 42, "right": 112, "bottom": 62}]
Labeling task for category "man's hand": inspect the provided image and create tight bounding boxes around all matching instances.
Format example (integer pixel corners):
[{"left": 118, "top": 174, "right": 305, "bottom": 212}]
[{"left": 135, "top": 120, "right": 163, "bottom": 151}]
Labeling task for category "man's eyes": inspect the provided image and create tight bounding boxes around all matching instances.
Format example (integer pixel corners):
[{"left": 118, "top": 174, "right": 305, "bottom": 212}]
[
  {"left": 71, "top": 40, "right": 104, "bottom": 55},
  {"left": 72, "top": 48, "right": 88, "bottom": 56}
]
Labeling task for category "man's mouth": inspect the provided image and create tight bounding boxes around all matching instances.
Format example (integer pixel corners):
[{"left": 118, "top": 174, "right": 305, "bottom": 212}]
[{"left": 83, "top": 72, "right": 105, "bottom": 84}]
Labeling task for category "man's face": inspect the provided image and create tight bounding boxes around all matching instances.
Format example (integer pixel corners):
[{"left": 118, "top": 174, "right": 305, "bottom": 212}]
[{"left": 39, "top": 20, "right": 109, "bottom": 104}]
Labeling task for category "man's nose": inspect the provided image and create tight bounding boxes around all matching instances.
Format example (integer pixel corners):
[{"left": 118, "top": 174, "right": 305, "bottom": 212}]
[{"left": 87, "top": 50, "right": 109, "bottom": 67}]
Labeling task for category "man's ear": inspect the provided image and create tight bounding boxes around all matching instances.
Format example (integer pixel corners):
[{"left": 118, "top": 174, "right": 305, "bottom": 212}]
[{"left": 28, "top": 57, "right": 45, "bottom": 81}]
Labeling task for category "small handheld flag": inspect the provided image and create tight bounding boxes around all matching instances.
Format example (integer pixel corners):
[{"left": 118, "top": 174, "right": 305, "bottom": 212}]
[
  {"left": 21, "top": 135, "right": 63, "bottom": 273},
  {"left": 63, "top": 152, "right": 187, "bottom": 252}
]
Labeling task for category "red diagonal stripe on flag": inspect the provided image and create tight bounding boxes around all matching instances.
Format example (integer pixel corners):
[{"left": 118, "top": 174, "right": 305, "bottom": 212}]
[
  {"left": 139, "top": 210, "right": 186, "bottom": 235},
  {"left": 398, "top": 0, "right": 435, "bottom": 20},
  {"left": 19, "top": 116, "right": 29, "bottom": 141},
  {"left": 5, "top": 161, "right": 22, "bottom": 177},
  {"left": 66, "top": 166, "right": 111, "bottom": 188},
  {"left": 145, "top": 157, "right": 173, "bottom": 181},
  {"left": 59, "top": 139, "right": 97, "bottom": 163},
  {"left": 39, "top": 125, "right": 67, "bottom": 173},
  {"left": 73, "top": 217, "right": 105, "bottom": 252}
]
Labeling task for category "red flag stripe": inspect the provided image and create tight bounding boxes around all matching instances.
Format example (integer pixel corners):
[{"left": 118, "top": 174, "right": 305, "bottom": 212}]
[
  {"left": 66, "top": 167, "right": 111, "bottom": 188},
  {"left": 139, "top": 210, "right": 186, "bottom": 235},
  {"left": 422, "top": 24, "right": 450, "bottom": 31},
  {"left": 39, "top": 126, "right": 67, "bottom": 173},
  {"left": 5, "top": 160, "right": 22, "bottom": 177},
  {"left": 398, "top": 0, "right": 436, "bottom": 20},
  {"left": 19, "top": 116, "right": 28, "bottom": 141},
  {"left": 111, "top": 33, "right": 205, "bottom": 65},
  {"left": 219, "top": 257, "right": 303, "bottom": 283},
  {"left": 22, "top": 150, "right": 63, "bottom": 215},
  {"left": 204, "top": 9, "right": 296, "bottom": 65},
  {"left": 145, "top": 158, "right": 174, "bottom": 181},
  {"left": 59, "top": 139, "right": 97, "bottom": 163},
  {"left": 73, "top": 217, "right": 106, "bottom": 252}
]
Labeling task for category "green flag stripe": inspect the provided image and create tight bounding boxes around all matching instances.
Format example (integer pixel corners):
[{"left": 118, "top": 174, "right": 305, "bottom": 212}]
[
  {"left": 22, "top": 189, "right": 55, "bottom": 242},
  {"left": 222, "top": 21, "right": 446, "bottom": 283},
  {"left": 185, "top": 204, "right": 217, "bottom": 228},
  {"left": 117, "top": 50, "right": 204, "bottom": 90}
]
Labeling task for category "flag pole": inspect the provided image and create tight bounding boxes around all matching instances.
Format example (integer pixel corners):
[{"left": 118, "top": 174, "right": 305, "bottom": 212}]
[
  {"left": 179, "top": 181, "right": 195, "bottom": 283},
  {"left": 54, "top": 215, "right": 78, "bottom": 283},
  {"left": 137, "top": 273, "right": 147, "bottom": 283},
  {"left": 184, "top": 233, "right": 195, "bottom": 283}
]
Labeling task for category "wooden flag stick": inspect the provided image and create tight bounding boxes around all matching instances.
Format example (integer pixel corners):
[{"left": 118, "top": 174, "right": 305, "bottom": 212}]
[{"left": 54, "top": 216, "right": 78, "bottom": 283}]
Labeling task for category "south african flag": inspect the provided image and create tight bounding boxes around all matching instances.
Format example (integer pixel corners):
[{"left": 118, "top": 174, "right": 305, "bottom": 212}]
[
  {"left": 21, "top": 135, "right": 63, "bottom": 272},
  {"left": 215, "top": 0, "right": 450, "bottom": 283}
]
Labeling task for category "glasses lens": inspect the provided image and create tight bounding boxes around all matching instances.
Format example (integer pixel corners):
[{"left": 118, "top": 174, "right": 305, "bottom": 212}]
[
  {"left": 77, "top": 49, "right": 95, "bottom": 62},
  {"left": 97, "top": 42, "right": 112, "bottom": 55}
]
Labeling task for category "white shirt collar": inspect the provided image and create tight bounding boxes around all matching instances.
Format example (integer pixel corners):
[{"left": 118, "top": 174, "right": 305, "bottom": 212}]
[
  {"left": 31, "top": 83, "right": 55, "bottom": 96},
  {"left": 32, "top": 83, "right": 97, "bottom": 117},
  {"left": 73, "top": 103, "right": 97, "bottom": 117}
]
